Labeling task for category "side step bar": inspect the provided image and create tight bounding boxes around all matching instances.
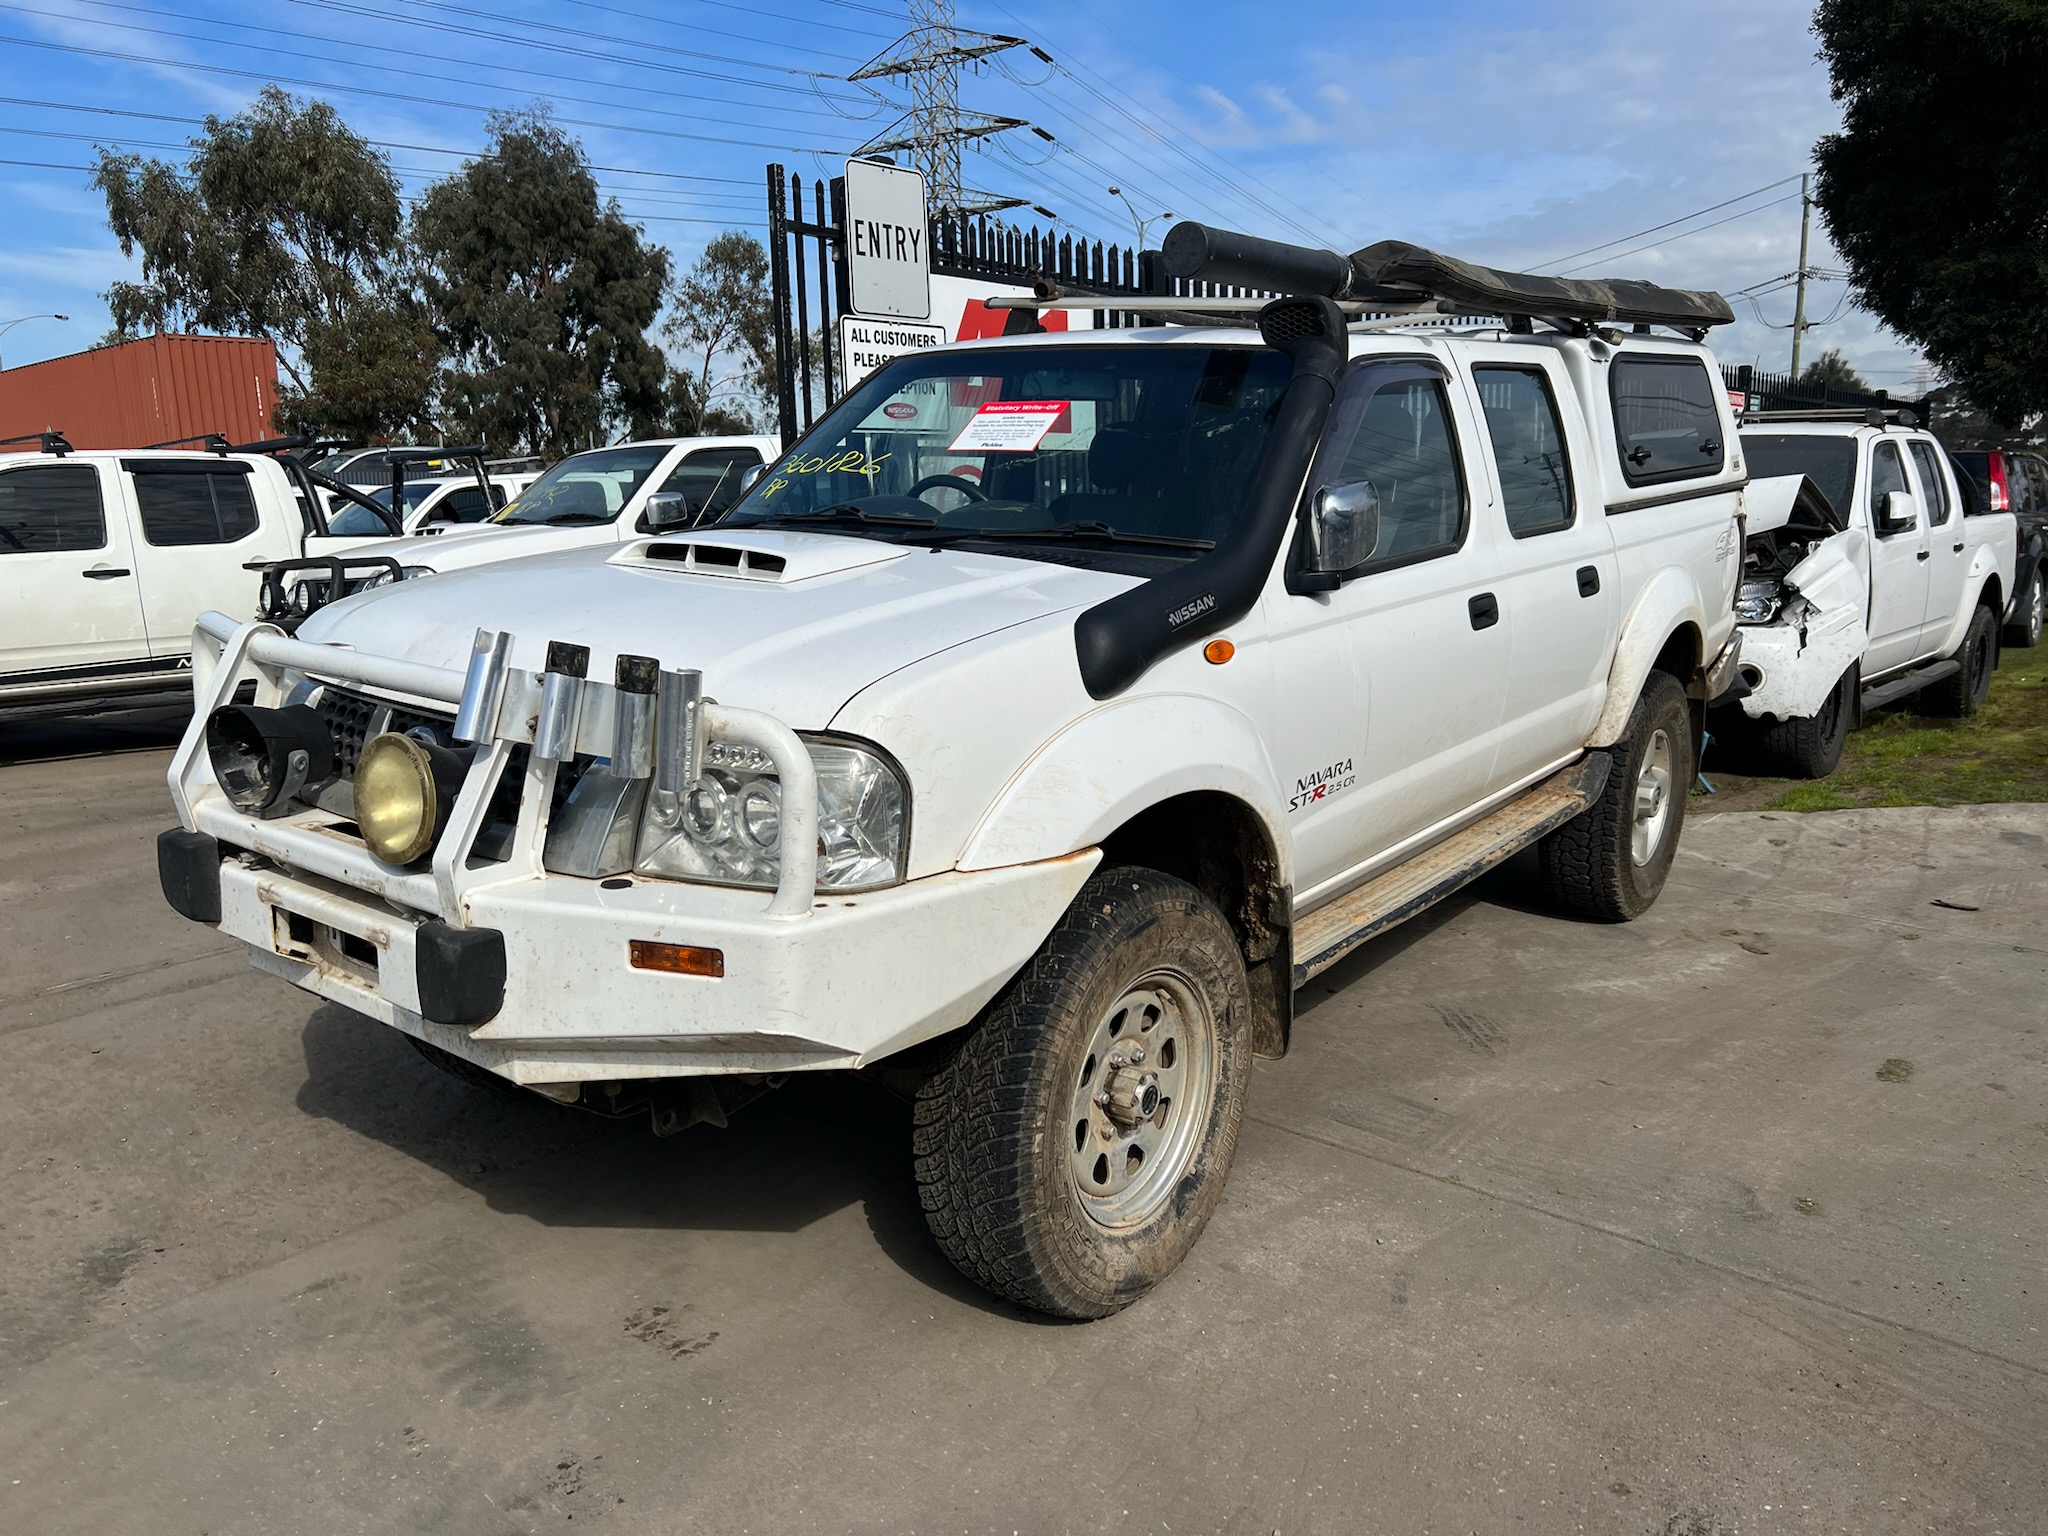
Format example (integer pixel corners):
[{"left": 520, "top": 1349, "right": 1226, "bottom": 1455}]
[
  {"left": 1860, "top": 658, "right": 1959, "bottom": 714},
  {"left": 1291, "top": 752, "right": 1612, "bottom": 987}
]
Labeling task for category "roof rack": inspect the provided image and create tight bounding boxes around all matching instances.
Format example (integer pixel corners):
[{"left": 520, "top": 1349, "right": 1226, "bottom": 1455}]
[
  {"left": 1156, "top": 222, "right": 1734, "bottom": 337},
  {"left": 1740, "top": 406, "right": 1924, "bottom": 429},
  {"left": 0, "top": 429, "right": 72, "bottom": 455},
  {"left": 138, "top": 431, "right": 233, "bottom": 453}
]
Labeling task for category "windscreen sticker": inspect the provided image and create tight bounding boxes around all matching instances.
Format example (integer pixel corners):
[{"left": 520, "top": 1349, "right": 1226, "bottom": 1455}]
[{"left": 946, "top": 400, "right": 1072, "bottom": 453}]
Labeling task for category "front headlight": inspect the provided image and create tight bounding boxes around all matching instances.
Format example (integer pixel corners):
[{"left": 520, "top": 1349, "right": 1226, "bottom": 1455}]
[
  {"left": 1735, "top": 576, "right": 1783, "bottom": 625},
  {"left": 633, "top": 736, "right": 907, "bottom": 892}
]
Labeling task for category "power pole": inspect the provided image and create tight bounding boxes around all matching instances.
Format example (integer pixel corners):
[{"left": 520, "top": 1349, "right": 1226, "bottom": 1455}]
[
  {"left": 1790, "top": 172, "right": 1813, "bottom": 381},
  {"left": 849, "top": 0, "right": 1029, "bottom": 215}
]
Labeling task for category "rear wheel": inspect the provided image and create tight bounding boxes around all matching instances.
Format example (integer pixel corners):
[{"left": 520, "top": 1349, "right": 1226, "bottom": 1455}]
[
  {"left": 2002, "top": 564, "right": 2045, "bottom": 649},
  {"left": 1754, "top": 664, "right": 1856, "bottom": 779},
  {"left": 1922, "top": 605, "right": 1997, "bottom": 718},
  {"left": 912, "top": 866, "right": 1252, "bottom": 1319},
  {"left": 1541, "top": 670, "right": 1694, "bottom": 922}
]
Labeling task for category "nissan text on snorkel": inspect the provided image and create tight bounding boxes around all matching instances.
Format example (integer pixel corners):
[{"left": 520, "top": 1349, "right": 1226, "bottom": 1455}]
[{"left": 159, "top": 219, "right": 1747, "bottom": 1319}]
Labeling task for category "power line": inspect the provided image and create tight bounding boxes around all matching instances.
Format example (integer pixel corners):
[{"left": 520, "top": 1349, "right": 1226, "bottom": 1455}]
[
  {"left": 290, "top": 0, "right": 867, "bottom": 98},
  {"left": 1556, "top": 192, "right": 1803, "bottom": 276},
  {"left": 36, "top": 0, "right": 870, "bottom": 125},
  {"left": 0, "top": 33, "right": 853, "bottom": 154},
  {"left": 561, "top": 0, "right": 892, "bottom": 44},
  {"left": 1537, "top": 175, "right": 1804, "bottom": 271},
  {"left": 0, "top": 96, "right": 761, "bottom": 185},
  {"left": 978, "top": 0, "right": 1354, "bottom": 246}
]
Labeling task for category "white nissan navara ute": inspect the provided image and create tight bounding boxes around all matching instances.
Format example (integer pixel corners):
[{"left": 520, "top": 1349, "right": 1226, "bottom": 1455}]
[{"left": 159, "top": 227, "right": 1744, "bottom": 1318}]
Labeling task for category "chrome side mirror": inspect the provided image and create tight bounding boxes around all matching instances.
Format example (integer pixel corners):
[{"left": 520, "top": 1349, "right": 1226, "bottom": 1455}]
[
  {"left": 1306, "top": 479, "right": 1381, "bottom": 574},
  {"left": 1878, "top": 488, "right": 1918, "bottom": 536},
  {"left": 642, "top": 491, "right": 691, "bottom": 532},
  {"left": 738, "top": 462, "right": 767, "bottom": 494}
]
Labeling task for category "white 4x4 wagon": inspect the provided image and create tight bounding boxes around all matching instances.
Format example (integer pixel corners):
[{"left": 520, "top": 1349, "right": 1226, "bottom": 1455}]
[{"left": 159, "top": 228, "right": 1745, "bottom": 1317}]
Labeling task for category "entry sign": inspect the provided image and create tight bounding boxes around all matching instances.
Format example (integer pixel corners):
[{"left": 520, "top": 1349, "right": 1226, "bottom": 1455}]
[
  {"left": 838, "top": 314, "right": 947, "bottom": 390},
  {"left": 844, "top": 157, "right": 931, "bottom": 321}
]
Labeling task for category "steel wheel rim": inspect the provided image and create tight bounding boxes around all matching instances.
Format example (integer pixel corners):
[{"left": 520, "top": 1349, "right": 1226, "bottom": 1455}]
[
  {"left": 1067, "top": 968, "right": 1216, "bottom": 1229},
  {"left": 1631, "top": 727, "right": 1675, "bottom": 867}
]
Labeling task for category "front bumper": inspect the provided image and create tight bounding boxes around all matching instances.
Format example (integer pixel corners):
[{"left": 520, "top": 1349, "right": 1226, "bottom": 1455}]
[{"left": 163, "top": 612, "right": 1098, "bottom": 1086}]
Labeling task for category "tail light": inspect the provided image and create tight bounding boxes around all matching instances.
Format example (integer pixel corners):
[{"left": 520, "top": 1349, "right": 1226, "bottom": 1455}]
[{"left": 1987, "top": 455, "right": 2010, "bottom": 511}]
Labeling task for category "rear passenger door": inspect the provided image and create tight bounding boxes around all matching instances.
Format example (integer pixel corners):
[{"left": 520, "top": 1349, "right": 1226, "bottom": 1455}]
[
  {"left": 1462, "top": 350, "right": 1617, "bottom": 786},
  {"left": 0, "top": 460, "right": 149, "bottom": 679},
  {"left": 1259, "top": 358, "right": 1511, "bottom": 906},
  {"left": 1863, "top": 439, "right": 1931, "bottom": 675},
  {"left": 121, "top": 460, "right": 268, "bottom": 659}
]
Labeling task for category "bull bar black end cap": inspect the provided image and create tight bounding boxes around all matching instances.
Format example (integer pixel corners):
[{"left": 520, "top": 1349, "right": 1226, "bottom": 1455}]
[
  {"left": 415, "top": 922, "right": 506, "bottom": 1026},
  {"left": 158, "top": 827, "right": 223, "bottom": 925}
]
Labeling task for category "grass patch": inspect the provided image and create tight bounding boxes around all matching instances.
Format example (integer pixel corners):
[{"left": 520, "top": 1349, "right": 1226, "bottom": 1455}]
[{"left": 1748, "top": 653, "right": 2048, "bottom": 812}]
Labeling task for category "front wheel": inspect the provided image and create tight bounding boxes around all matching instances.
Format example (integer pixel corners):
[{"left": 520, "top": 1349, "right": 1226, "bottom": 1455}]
[
  {"left": 912, "top": 866, "right": 1252, "bottom": 1319},
  {"left": 1754, "top": 664, "right": 1856, "bottom": 779},
  {"left": 1540, "top": 670, "right": 1695, "bottom": 922}
]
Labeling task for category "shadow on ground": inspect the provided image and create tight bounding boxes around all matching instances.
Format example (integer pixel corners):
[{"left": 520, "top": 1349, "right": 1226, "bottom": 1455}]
[
  {"left": 293, "top": 1005, "right": 1027, "bottom": 1317},
  {"left": 0, "top": 701, "right": 189, "bottom": 766}
]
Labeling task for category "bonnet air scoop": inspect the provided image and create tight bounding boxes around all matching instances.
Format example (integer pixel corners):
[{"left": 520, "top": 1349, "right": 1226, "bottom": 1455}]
[
  {"left": 1161, "top": 220, "right": 1735, "bottom": 330},
  {"left": 611, "top": 530, "right": 912, "bottom": 583}
]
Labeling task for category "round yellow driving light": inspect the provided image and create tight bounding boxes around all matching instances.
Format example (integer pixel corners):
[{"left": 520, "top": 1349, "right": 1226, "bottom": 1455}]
[{"left": 355, "top": 731, "right": 438, "bottom": 864}]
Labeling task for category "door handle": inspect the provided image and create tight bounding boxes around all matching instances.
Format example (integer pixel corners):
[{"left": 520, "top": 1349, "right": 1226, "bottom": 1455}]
[
  {"left": 1952, "top": 542, "right": 1964, "bottom": 553},
  {"left": 1576, "top": 565, "right": 1601, "bottom": 597},
  {"left": 81, "top": 567, "right": 131, "bottom": 579},
  {"left": 1916, "top": 550, "right": 1931, "bottom": 562},
  {"left": 1468, "top": 592, "right": 1499, "bottom": 630}
]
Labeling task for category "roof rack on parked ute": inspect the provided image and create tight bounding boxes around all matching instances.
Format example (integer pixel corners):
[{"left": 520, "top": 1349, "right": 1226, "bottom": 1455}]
[
  {"left": 1740, "top": 405, "right": 1926, "bottom": 429},
  {"left": 138, "top": 431, "right": 233, "bottom": 453},
  {"left": 0, "top": 429, "right": 72, "bottom": 455},
  {"left": 1154, "top": 222, "right": 1735, "bottom": 337},
  {"left": 985, "top": 223, "right": 1734, "bottom": 341}
]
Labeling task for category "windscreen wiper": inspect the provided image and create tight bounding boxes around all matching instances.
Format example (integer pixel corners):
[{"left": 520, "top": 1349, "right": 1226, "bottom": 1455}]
[
  {"left": 542, "top": 512, "right": 615, "bottom": 525},
  {"left": 932, "top": 520, "right": 1214, "bottom": 551},
  {"left": 742, "top": 503, "right": 938, "bottom": 530}
]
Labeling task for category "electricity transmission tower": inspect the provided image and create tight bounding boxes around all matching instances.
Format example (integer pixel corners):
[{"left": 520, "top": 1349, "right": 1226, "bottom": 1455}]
[{"left": 849, "top": 0, "right": 1031, "bottom": 215}]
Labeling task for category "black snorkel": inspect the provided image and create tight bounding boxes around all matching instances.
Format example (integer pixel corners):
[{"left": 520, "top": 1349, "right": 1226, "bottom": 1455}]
[{"left": 1072, "top": 289, "right": 1348, "bottom": 699}]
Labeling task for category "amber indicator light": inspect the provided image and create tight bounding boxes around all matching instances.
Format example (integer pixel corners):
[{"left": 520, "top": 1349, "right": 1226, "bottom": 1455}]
[
  {"left": 629, "top": 940, "right": 725, "bottom": 977},
  {"left": 1203, "top": 638, "right": 1235, "bottom": 664}
]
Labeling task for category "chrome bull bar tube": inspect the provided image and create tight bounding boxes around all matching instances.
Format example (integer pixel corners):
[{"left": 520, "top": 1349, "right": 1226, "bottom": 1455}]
[{"left": 174, "top": 613, "right": 821, "bottom": 921}]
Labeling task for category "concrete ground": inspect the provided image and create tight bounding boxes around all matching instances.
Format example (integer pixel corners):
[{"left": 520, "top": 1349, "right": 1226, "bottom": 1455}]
[{"left": 2, "top": 706, "right": 2043, "bottom": 1536}]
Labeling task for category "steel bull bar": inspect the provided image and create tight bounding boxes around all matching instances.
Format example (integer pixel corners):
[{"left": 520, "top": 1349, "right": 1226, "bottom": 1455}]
[{"left": 161, "top": 611, "right": 822, "bottom": 1026}]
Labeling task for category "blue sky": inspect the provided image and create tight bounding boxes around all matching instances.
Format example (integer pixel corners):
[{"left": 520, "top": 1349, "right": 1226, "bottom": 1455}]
[{"left": 0, "top": 0, "right": 1921, "bottom": 388}]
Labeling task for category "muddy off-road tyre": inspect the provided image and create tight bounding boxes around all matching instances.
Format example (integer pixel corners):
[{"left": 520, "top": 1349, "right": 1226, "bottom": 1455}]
[
  {"left": 1541, "top": 669, "right": 1694, "bottom": 923},
  {"left": 1755, "top": 664, "right": 1856, "bottom": 780},
  {"left": 1923, "top": 605, "right": 1998, "bottom": 718},
  {"left": 912, "top": 866, "right": 1253, "bottom": 1319}
]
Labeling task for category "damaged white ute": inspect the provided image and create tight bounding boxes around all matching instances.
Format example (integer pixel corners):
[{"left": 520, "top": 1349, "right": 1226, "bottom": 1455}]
[
  {"left": 160, "top": 224, "right": 1747, "bottom": 1318},
  {"left": 1723, "top": 416, "right": 2017, "bottom": 777}
]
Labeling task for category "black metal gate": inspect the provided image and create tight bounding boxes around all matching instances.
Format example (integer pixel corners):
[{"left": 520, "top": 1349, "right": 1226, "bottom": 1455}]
[{"left": 765, "top": 163, "right": 1280, "bottom": 445}]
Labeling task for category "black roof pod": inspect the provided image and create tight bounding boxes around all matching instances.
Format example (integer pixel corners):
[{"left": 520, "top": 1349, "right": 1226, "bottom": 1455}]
[{"left": 1161, "top": 221, "right": 1735, "bottom": 330}]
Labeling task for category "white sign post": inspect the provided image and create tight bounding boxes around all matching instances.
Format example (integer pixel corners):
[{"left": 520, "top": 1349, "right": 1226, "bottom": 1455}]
[
  {"left": 837, "top": 314, "right": 948, "bottom": 390},
  {"left": 844, "top": 158, "right": 931, "bottom": 321}
]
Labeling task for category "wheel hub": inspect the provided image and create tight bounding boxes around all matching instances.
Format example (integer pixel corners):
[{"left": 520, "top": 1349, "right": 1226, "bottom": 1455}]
[
  {"left": 1068, "top": 973, "right": 1216, "bottom": 1228},
  {"left": 1631, "top": 727, "right": 1675, "bottom": 867}
]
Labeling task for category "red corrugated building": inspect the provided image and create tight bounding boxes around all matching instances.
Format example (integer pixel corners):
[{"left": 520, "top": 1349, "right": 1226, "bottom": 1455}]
[{"left": 0, "top": 333, "right": 279, "bottom": 451}]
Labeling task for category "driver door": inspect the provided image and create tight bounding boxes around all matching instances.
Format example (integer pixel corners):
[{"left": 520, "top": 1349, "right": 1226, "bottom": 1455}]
[
  {"left": 1256, "top": 358, "right": 1511, "bottom": 907},
  {"left": 1863, "top": 439, "right": 1930, "bottom": 675}
]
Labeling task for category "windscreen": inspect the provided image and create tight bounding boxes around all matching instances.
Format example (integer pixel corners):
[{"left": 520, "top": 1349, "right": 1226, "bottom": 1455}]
[
  {"left": 720, "top": 344, "right": 1292, "bottom": 564},
  {"left": 494, "top": 445, "right": 670, "bottom": 526},
  {"left": 1740, "top": 433, "right": 1856, "bottom": 522}
]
